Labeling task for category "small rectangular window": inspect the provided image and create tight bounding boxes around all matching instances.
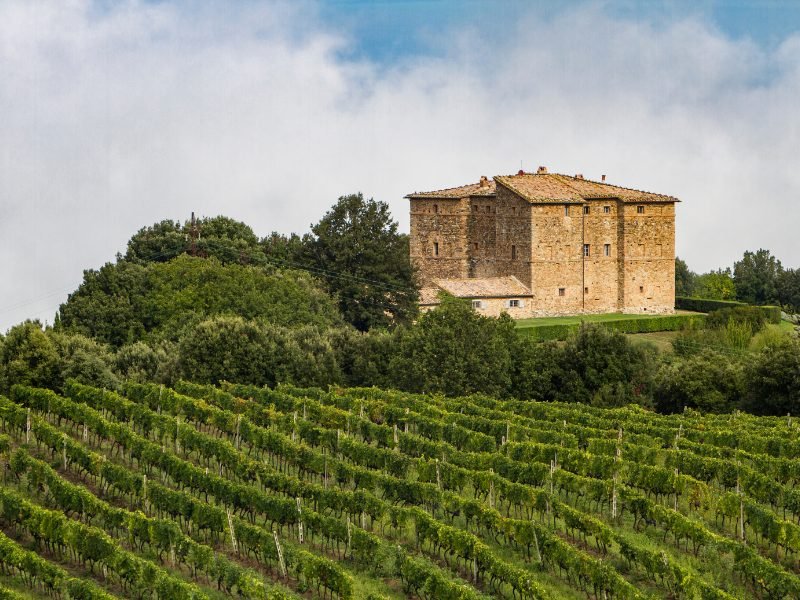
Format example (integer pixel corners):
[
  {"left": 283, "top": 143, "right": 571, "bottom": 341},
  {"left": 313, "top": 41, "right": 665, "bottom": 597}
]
[
  {"left": 434, "top": 204, "right": 439, "bottom": 214},
  {"left": 474, "top": 242, "right": 479, "bottom": 251},
  {"left": 509, "top": 299, "right": 520, "bottom": 308},
  {"left": 512, "top": 206, "right": 517, "bottom": 215},
  {"left": 583, "top": 206, "right": 590, "bottom": 215},
  {"left": 511, "top": 245, "right": 516, "bottom": 260},
  {"left": 583, "top": 244, "right": 590, "bottom": 257},
  {"left": 637, "top": 205, "right": 644, "bottom": 214},
  {"left": 639, "top": 286, "right": 644, "bottom": 293},
  {"left": 558, "top": 288, "right": 565, "bottom": 297},
  {"left": 434, "top": 242, "right": 439, "bottom": 256},
  {"left": 473, "top": 205, "right": 478, "bottom": 212},
  {"left": 564, "top": 205, "right": 570, "bottom": 216},
  {"left": 471, "top": 300, "right": 483, "bottom": 310},
  {"left": 603, "top": 206, "right": 610, "bottom": 214},
  {"left": 604, "top": 243, "right": 611, "bottom": 256},
  {"left": 584, "top": 287, "right": 589, "bottom": 295}
]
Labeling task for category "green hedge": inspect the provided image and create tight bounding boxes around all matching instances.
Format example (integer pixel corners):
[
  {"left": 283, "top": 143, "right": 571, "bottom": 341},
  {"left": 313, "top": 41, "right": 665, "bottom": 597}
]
[
  {"left": 517, "top": 313, "right": 706, "bottom": 341},
  {"left": 675, "top": 297, "right": 781, "bottom": 324}
]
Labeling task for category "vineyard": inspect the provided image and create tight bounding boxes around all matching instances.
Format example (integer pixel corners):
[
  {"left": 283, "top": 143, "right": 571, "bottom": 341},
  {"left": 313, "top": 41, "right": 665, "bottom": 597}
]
[{"left": 0, "top": 382, "right": 799, "bottom": 599}]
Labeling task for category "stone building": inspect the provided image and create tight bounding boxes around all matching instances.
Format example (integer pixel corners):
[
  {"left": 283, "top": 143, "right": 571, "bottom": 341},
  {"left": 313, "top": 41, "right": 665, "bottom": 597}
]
[{"left": 408, "top": 167, "right": 678, "bottom": 317}]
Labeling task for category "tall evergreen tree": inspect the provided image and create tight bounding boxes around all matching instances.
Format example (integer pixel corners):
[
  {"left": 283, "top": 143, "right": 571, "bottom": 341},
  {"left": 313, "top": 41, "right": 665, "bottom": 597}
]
[{"left": 303, "top": 193, "right": 418, "bottom": 331}]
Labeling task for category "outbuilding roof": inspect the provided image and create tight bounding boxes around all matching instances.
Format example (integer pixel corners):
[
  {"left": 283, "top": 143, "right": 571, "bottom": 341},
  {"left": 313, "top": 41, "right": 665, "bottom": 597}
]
[{"left": 407, "top": 171, "right": 677, "bottom": 203}]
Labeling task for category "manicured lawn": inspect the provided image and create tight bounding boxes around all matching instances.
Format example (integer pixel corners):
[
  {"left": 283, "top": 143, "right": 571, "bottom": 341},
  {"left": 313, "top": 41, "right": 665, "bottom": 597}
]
[{"left": 515, "top": 310, "right": 701, "bottom": 328}]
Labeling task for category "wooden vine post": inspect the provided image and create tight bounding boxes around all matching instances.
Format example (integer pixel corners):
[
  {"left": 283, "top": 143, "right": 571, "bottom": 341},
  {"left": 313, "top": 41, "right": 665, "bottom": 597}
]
[
  {"left": 227, "top": 509, "right": 238, "bottom": 553},
  {"left": 26, "top": 408, "right": 30, "bottom": 444},
  {"left": 346, "top": 516, "right": 352, "bottom": 557},
  {"left": 296, "top": 497, "right": 303, "bottom": 544},
  {"left": 273, "top": 531, "right": 287, "bottom": 578}
]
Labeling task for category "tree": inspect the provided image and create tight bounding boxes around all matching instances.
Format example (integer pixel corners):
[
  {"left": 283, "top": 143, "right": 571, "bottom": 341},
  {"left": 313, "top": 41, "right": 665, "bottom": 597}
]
[
  {"left": 741, "top": 342, "right": 800, "bottom": 416},
  {"left": 777, "top": 268, "right": 800, "bottom": 312},
  {"left": 58, "top": 255, "right": 342, "bottom": 347},
  {"left": 694, "top": 268, "right": 736, "bottom": 300},
  {"left": 388, "top": 295, "right": 514, "bottom": 396},
  {"left": 177, "top": 316, "right": 342, "bottom": 387},
  {"left": 653, "top": 350, "right": 744, "bottom": 414},
  {"left": 675, "top": 257, "right": 696, "bottom": 297},
  {"left": 124, "top": 215, "right": 268, "bottom": 266},
  {"left": 177, "top": 316, "right": 280, "bottom": 386},
  {"left": 557, "top": 324, "right": 656, "bottom": 407},
  {"left": 0, "top": 321, "right": 60, "bottom": 392},
  {"left": 733, "top": 249, "right": 782, "bottom": 304},
  {"left": 303, "top": 193, "right": 418, "bottom": 331}
]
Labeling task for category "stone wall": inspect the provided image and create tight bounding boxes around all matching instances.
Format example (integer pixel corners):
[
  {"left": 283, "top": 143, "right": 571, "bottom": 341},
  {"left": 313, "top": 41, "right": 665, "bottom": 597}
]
[
  {"left": 411, "top": 189, "right": 676, "bottom": 316},
  {"left": 467, "top": 197, "right": 498, "bottom": 279},
  {"left": 410, "top": 198, "right": 470, "bottom": 285},
  {"left": 620, "top": 203, "right": 675, "bottom": 314},
  {"left": 493, "top": 186, "right": 533, "bottom": 288}
]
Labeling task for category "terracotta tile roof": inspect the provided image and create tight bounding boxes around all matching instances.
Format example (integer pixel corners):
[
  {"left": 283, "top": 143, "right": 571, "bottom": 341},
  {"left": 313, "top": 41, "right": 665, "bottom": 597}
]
[
  {"left": 419, "top": 287, "right": 444, "bottom": 305},
  {"left": 406, "top": 178, "right": 496, "bottom": 199},
  {"left": 406, "top": 173, "right": 677, "bottom": 203},
  {"left": 431, "top": 276, "right": 532, "bottom": 300},
  {"left": 495, "top": 173, "right": 678, "bottom": 203}
]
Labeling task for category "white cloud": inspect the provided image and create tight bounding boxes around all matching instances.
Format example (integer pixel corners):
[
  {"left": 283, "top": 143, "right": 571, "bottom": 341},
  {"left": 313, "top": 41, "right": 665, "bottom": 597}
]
[{"left": 1, "top": 0, "right": 799, "bottom": 332}]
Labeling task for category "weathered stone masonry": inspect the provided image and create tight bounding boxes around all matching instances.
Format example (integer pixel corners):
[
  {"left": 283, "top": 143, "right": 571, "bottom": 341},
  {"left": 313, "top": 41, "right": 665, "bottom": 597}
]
[{"left": 408, "top": 169, "right": 678, "bottom": 317}]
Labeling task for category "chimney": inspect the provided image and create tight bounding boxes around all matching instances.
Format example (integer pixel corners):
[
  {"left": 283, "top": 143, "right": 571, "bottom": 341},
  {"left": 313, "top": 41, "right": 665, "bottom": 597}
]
[
  {"left": 536, "top": 166, "right": 548, "bottom": 174},
  {"left": 479, "top": 175, "right": 489, "bottom": 188},
  {"left": 517, "top": 169, "right": 525, "bottom": 176},
  {"left": 575, "top": 173, "right": 584, "bottom": 180},
  {"left": 601, "top": 174, "right": 606, "bottom": 182}
]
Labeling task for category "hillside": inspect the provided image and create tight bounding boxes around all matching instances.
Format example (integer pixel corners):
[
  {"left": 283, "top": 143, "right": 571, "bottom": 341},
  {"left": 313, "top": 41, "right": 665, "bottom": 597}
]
[{"left": 1, "top": 382, "right": 799, "bottom": 599}]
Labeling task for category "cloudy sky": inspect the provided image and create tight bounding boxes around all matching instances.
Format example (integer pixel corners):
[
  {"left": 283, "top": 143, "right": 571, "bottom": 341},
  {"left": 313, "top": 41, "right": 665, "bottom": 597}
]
[{"left": 2, "top": 0, "right": 800, "bottom": 332}]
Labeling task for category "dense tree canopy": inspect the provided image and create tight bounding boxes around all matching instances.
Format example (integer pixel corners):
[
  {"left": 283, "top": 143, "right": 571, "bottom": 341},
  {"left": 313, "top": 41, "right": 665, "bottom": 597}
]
[
  {"left": 389, "top": 295, "right": 515, "bottom": 396},
  {"left": 303, "top": 193, "right": 418, "bottom": 331},
  {"left": 124, "top": 215, "right": 268, "bottom": 266},
  {"left": 58, "top": 255, "right": 342, "bottom": 347},
  {"left": 674, "top": 257, "right": 696, "bottom": 296},
  {"left": 694, "top": 268, "right": 736, "bottom": 300},
  {"left": 733, "top": 249, "right": 782, "bottom": 305}
]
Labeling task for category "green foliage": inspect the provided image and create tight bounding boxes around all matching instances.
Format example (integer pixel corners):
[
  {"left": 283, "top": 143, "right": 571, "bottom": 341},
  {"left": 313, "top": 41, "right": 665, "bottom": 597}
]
[
  {"left": 330, "top": 328, "right": 395, "bottom": 389},
  {"left": 777, "top": 267, "right": 800, "bottom": 312},
  {"left": 124, "top": 215, "right": 268, "bottom": 266},
  {"left": 114, "top": 340, "right": 179, "bottom": 385},
  {"left": 518, "top": 313, "right": 704, "bottom": 341},
  {"left": 0, "top": 321, "right": 60, "bottom": 392},
  {"left": 676, "top": 297, "right": 781, "bottom": 323},
  {"left": 177, "top": 316, "right": 342, "bottom": 388},
  {"left": 675, "top": 257, "right": 696, "bottom": 297},
  {"left": 0, "top": 323, "right": 118, "bottom": 394},
  {"left": 733, "top": 248, "right": 782, "bottom": 305},
  {"left": 558, "top": 324, "right": 656, "bottom": 407},
  {"left": 50, "top": 331, "right": 119, "bottom": 390},
  {"left": 389, "top": 295, "right": 515, "bottom": 396},
  {"left": 303, "top": 193, "right": 418, "bottom": 331},
  {"left": 706, "top": 306, "right": 767, "bottom": 332},
  {"left": 58, "top": 255, "right": 341, "bottom": 347},
  {"left": 694, "top": 268, "right": 736, "bottom": 300},
  {"left": 653, "top": 350, "right": 744, "bottom": 414},
  {"left": 741, "top": 341, "right": 800, "bottom": 416}
]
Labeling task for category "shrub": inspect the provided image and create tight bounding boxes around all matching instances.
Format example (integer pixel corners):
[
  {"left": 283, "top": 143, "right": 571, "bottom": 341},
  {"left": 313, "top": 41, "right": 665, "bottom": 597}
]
[
  {"left": 517, "top": 313, "right": 705, "bottom": 342},
  {"left": 676, "top": 297, "right": 781, "bottom": 323},
  {"left": 705, "top": 306, "right": 766, "bottom": 333}
]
